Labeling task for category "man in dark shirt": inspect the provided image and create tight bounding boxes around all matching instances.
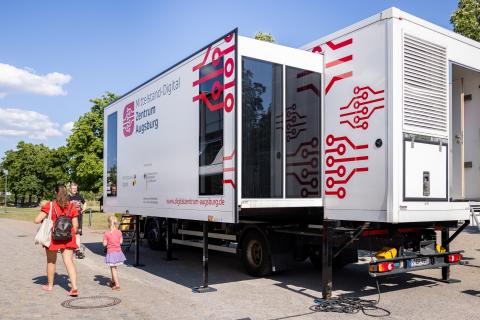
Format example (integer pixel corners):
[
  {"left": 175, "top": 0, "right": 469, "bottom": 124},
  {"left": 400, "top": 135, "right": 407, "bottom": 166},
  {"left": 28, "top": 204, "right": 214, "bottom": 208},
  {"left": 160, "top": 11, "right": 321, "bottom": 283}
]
[{"left": 69, "top": 182, "right": 86, "bottom": 259}]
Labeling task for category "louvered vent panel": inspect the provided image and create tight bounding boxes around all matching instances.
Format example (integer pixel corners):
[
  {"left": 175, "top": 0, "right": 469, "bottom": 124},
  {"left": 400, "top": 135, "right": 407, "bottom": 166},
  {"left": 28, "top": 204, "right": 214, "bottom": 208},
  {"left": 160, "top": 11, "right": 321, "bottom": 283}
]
[{"left": 403, "top": 34, "right": 447, "bottom": 137}]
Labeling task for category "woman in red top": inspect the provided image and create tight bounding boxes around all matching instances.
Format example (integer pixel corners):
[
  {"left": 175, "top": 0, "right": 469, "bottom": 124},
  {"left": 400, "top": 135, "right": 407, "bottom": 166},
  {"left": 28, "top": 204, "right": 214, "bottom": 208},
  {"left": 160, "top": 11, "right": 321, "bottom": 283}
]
[{"left": 34, "top": 183, "right": 79, "bottom": 296}]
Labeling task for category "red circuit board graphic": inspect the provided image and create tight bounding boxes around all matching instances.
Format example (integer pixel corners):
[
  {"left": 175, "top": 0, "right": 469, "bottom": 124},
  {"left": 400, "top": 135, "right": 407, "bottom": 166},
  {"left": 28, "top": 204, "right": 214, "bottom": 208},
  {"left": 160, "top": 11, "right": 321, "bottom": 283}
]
[
  {"left": 193, "top": 33, "right": 237, "bottom": 190},
  {"left": 286, "top": 104, "right": 306, "bottom": 142},
  {"left": 324, "top": 134, "right": 368, "bottom": 199},
  {"left": 192, "top": 33, "right": 236, "bottom": 113},
  {"left": 339, "top": 86, "right": 385, "bottom": 130},
  {"left": 286, "top": 137, "right": 320, "bottom": 197},
  {"left": 285, "top": 69, "right": 321, "bottom": 197}
]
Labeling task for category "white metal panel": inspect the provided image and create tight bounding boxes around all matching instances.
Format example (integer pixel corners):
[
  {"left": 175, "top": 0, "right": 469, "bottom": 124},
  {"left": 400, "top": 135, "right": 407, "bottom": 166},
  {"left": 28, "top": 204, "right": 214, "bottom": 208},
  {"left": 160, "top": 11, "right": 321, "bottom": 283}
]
[
  {"left": 404, "top": 141, "right": 447, "bottom": 199},
  {"left": 300, "top": 7, "right": 475, "bottom": 222},
  {"left": 304, "top": 19, "right": 389, "bottom": 222},
  {"left": 104, "top": 31, "right": 237, "bottom": 223},
  {"left": 239, "top": 37, "right": 324, "bottom": 73},
  {"left": 398, "top": 201, "right": 470, "bottom": 223}
]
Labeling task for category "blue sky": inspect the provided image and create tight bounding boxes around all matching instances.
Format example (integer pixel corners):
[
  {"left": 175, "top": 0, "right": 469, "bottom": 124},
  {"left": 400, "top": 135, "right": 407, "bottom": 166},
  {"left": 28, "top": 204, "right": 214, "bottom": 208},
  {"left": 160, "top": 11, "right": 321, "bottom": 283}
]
[{"left": 0, "top": 0, "right": 459, "bottom": 157}]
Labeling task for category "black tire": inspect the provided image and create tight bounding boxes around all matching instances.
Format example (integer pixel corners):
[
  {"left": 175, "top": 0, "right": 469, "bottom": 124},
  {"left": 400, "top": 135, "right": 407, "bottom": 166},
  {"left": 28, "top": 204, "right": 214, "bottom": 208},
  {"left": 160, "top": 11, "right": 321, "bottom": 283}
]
[
  {"left": 146, "top": 219, "right": 166, "bottom": 251},
  {"left": 241, "top": 230, "right": 272, "bottom": 277}
]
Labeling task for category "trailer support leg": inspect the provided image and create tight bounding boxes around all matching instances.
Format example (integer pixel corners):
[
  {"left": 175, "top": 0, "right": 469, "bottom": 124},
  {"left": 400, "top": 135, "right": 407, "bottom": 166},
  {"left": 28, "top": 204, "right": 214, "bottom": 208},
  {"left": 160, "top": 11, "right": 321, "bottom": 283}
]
[
  {"left": 441, "top": 227, "right": 450, "bottom": 281},
  {"left": 440, "top": 227, "right": 460, "bottom": 283},
  {"left": 321, "top": 220, "right": 333, "bottom": 299},
  {"left": 165, "top": 218, "right": 175, "bottom": 261},
  {"left": 192, "top": 222, "right": 217, "bottom": 293},
  {"left": 134, "top": 215, "right": 145, "bottom": 267}
]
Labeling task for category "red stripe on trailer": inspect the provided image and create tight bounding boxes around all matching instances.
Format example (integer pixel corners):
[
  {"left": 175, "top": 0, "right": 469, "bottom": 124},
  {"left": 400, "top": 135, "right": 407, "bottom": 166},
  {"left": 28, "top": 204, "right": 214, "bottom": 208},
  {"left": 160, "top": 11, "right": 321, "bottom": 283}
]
[
  {"left": 223, "top": 179, "right": 236, "bottom": 189},
  {"left": 224, "top": 149, "right": 236, "bottom": 161},
  {"left": 326, "top": 38, "right": 353, "bottom": 50},
  {"left": 325, "top": 55, "right": 353, "bottom": 68},
  {"left": 325, "top": 71, "right": 353, "bottom": 94}
]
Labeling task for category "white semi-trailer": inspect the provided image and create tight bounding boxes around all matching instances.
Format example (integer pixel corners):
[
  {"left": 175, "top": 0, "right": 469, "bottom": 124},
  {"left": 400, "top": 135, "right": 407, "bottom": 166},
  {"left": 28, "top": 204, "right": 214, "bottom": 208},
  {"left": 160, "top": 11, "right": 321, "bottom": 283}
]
[{"left": 104, "top": 7, "right": 477, "bottom": 297}]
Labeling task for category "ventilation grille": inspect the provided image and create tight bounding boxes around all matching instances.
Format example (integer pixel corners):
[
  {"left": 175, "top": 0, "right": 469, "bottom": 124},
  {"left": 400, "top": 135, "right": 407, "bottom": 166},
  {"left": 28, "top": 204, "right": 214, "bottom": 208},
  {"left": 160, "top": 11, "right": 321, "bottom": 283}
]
[{"left": 403, "top": 34, "right": 447, "bottom": 137}]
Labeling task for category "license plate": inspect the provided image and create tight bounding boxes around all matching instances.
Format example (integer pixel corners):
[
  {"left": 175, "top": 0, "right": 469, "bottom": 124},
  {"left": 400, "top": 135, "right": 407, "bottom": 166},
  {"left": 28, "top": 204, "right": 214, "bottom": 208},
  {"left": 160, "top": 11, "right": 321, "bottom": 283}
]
[{"left": 408, "top": 257, "right": 430, "bottom": 268}]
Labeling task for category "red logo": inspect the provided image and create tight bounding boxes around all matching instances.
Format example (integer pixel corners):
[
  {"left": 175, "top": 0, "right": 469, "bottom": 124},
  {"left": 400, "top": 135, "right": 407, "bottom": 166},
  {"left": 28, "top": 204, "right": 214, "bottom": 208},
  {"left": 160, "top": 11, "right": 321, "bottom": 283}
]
[{"left": 123, "top": 102, "right": 135, "bottom": 137}]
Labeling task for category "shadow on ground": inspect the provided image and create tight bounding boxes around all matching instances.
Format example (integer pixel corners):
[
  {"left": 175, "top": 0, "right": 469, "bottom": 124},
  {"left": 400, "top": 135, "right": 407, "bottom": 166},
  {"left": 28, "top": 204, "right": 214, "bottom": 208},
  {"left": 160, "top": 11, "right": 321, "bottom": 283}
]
[
  {"left": 82, "top": 239, "right": 464, "bottom": 301},
  {"left": 461, "top": 226, "right": 480, "bottom": 234},
  {"left": 32, "top": 274, "right": 71, "bottom": 291},
  {"left": 462, "top": 289, "right": 480, "bottom": 297},
  {"left": 93, "top": 274, "right": 112, "bottom": 287}
]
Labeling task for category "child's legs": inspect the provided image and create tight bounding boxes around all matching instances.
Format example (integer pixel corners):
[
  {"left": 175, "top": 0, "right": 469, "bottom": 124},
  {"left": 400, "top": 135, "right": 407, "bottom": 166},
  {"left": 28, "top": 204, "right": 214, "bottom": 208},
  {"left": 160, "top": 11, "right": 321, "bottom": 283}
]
[
  {"left": 109, "top": 266, "right": 114, "bottom": 281},
  {"left": 61, "top": 249, "right": 77, "bottom": 290},
  {"left": 111, "top": 266, "right": 119, "bottom": 286},
  {"left": 45, "top": 248, "right": 57, "bottom": 287}
]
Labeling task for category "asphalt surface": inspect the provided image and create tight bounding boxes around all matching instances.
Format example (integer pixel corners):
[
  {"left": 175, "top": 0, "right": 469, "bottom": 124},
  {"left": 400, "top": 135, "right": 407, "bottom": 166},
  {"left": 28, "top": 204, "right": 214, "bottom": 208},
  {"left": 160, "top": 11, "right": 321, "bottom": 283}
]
[{"left": 0, "top": 217, "right": 479, "bottom": 319}]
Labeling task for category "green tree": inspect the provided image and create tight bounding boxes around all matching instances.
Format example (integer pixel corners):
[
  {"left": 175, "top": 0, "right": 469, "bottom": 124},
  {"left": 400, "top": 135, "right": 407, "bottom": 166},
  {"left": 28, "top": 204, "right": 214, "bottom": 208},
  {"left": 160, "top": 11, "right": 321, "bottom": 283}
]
[
  {"left": 451, "top": 0, "right": 480, "bottom": 41},
  {"left": 255, "top": 32, "right": 275, "bottom": 43},
  {"left": 45, "top": 145, "right": 70, "bottom": 195},
  {"left": 1, "top": 141, "right": 52, "bottom": 206},
  {"left": 67, "top": 92, "right": 119, "bottom": 195}
]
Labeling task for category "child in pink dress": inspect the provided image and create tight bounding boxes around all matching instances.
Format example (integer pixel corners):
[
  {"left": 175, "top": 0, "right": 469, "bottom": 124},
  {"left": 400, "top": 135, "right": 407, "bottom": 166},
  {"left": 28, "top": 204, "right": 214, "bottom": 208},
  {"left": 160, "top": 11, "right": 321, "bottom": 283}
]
[{"left": 103, "top": 216, "right": 126, "bottom": 290}]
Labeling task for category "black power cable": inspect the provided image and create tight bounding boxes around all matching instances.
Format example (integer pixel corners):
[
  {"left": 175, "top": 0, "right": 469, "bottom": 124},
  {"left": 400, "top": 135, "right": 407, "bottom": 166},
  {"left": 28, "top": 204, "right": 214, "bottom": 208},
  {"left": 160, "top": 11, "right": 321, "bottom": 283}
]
[
  {"left": 310, "top": 235, "right": 391, "bottom": 317},
  {"left": 310, "top": 279, "right": 391, "bottom": 317}
]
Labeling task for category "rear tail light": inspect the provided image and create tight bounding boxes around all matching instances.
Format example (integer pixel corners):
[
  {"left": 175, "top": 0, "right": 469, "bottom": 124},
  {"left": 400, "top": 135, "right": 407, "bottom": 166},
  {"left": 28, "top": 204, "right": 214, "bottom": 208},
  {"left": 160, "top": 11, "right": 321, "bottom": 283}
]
[
  {"left": 448, "top": 253, "right": 462, "bottom": 263},
  {"left": 370, "top": 262, "right": 396, "bottom": 273}
]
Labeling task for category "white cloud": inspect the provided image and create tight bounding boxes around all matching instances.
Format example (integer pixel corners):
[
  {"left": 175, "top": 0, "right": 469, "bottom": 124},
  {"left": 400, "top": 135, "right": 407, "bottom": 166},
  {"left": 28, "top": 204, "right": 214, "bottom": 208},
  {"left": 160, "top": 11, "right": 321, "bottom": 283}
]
[
  {"left": 0, "top": 107, "right": 63, "bottom": 140},
  {"left": 0, "top": 63, "right": 72, "bottom": 97},
  {"left": 62, "top": 121, "right": 74, "bottom": 134}
]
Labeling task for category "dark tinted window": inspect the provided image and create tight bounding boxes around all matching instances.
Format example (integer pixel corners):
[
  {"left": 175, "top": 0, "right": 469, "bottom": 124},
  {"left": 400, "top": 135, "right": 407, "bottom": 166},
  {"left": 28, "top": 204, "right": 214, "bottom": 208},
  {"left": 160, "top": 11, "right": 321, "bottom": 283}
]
[
  {"left": 285, "top": 67, "right": 321, "bottom": 198},
  {"left": 199, "top": 60, "right": 224, "bottom": 195},
  {"left": 107, "top": 112, "right": 118, "bottom": 197},
  {"left": 242, "top": 58, "right": 283, "bottom": 198}
]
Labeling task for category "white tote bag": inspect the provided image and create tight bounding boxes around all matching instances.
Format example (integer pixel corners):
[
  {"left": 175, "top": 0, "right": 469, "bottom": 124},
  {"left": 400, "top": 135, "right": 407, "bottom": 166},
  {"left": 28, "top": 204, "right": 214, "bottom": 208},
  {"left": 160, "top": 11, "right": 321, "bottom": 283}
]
[{"left": 34, "top": 202, "right": 53, "bottom": 247}]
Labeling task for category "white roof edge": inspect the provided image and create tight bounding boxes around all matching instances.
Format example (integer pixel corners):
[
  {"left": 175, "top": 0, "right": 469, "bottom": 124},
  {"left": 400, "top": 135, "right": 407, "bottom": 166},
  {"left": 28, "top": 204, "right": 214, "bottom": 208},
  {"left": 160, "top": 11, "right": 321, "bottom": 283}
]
[
  {"left": 239, "top": 35, "right": 323, "bottom": 56},
  {"left": 300, "top": 7, "right": 393, "bottom": 50},
  {"left": 301, "top": 6, "right": 480, "bottom": 50},
  {"left": 392, "top": 8, "right": 480, "bottom": 50}
]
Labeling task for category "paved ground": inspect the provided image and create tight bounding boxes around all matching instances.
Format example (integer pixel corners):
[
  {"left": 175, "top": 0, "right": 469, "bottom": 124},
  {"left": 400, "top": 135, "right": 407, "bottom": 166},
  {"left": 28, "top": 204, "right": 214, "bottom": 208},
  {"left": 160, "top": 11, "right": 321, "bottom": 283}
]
[{"left": 0, "top": 217, "right": 479, "bottom": 320}]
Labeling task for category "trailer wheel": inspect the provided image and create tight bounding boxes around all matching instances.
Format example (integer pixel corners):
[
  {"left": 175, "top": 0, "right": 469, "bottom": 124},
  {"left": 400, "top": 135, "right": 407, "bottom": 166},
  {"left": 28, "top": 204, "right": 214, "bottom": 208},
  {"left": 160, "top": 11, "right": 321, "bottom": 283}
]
[
  {"left": 146, "top": 219, "right": 166, "bottom": 251},
  {"left": 241, "top": 231, "right": 272, "bottom": 277}
]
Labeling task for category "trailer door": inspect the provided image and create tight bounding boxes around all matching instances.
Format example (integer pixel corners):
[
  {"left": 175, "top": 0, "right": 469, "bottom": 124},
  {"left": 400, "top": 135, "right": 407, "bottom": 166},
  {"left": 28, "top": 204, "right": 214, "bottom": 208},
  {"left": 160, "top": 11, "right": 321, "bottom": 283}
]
[{"left": 238, "top": 37, "right": 323, "bottom": 208}]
